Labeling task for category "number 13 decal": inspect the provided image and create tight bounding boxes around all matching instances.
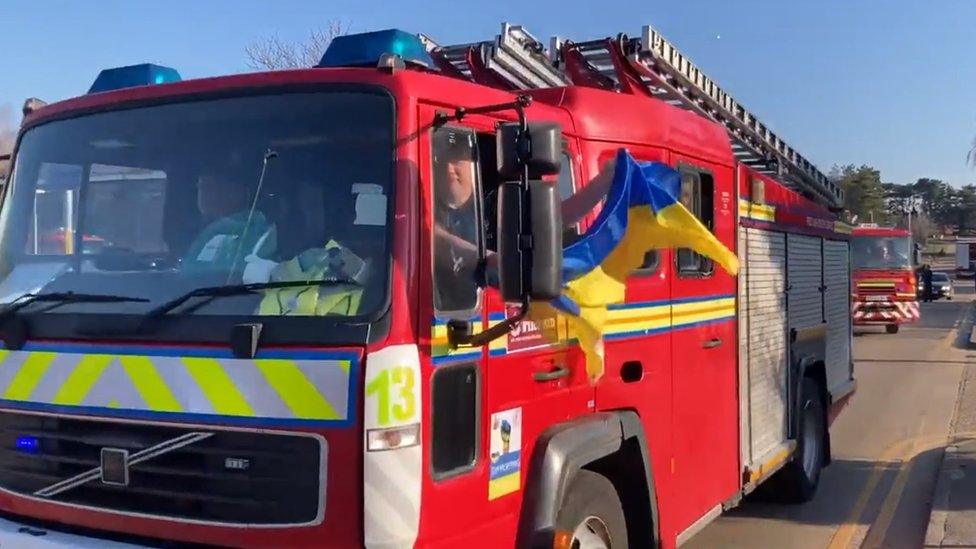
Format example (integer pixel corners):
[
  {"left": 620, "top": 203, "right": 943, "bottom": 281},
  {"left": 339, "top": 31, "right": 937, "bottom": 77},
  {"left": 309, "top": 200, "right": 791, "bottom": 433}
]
[{"left": 366, "top": 366, "right": 418, "bottom": 427}]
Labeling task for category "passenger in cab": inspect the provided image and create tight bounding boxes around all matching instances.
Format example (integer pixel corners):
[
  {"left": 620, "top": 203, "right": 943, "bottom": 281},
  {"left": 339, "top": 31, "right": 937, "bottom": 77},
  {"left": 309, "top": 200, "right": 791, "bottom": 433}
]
[
  {"left": 182, "top": 173, "right": 277, "bottom": 273},
  {"left": 256, "top": 181, "right": 370, "bottom": 317}
]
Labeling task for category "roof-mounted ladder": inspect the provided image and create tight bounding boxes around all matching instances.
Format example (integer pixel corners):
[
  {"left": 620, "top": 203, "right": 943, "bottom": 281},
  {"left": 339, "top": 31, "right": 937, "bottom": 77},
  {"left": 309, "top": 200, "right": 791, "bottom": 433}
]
[
  {"left": 422, "top": 23, "right": 843, "bottom": 210},
  {"left": 420, "top": 23, "right": 568, "bottom": 90}
]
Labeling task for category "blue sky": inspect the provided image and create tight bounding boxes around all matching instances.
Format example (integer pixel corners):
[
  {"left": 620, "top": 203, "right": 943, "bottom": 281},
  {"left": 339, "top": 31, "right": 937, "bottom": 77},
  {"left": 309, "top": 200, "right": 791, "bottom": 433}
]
[{"left": 2, "top": 0, "right": 975, "bottom": 186}]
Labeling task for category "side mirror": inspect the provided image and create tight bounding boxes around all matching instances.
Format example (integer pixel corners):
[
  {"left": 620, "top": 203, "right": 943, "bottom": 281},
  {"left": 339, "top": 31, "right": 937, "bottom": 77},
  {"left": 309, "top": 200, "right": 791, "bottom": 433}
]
[
  {"left": 497, "top": 180, "right": 562, "bottom": 302},
  {"left": 496, "top": 122, "right": 561, "bottom": 180}
]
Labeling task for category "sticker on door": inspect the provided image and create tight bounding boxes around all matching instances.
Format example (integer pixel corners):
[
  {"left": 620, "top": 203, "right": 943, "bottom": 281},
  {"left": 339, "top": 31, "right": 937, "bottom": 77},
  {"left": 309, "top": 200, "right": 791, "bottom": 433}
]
[
  {"left": 506, "top": 305, "right": 560, "bottom": 352},
  {"left": 488, "top": 407, "right": 522, "bottom": 500}
]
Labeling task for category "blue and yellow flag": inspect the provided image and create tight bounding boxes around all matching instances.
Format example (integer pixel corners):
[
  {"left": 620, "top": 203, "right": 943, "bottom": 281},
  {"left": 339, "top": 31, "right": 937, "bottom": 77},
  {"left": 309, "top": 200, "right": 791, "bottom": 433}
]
[{"left": 540, "top": 149, "right": 739, "bottom": 381}]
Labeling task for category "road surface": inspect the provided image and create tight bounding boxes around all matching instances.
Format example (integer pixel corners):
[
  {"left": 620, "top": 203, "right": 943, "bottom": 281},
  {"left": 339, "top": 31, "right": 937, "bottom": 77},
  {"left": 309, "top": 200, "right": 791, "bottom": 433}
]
[{"left": 686, "top": 282, "right": 976, "bottom": 549}]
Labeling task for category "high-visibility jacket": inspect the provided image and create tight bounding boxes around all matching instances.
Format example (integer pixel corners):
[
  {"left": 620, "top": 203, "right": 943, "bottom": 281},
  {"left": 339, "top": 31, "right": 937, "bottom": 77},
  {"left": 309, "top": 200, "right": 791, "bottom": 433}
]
[
  {"left": 183, "top": 211, "right": 276, "bottom": 271},
  {"left": 257, "top": 241, "right": 364, "bottom": 316}
]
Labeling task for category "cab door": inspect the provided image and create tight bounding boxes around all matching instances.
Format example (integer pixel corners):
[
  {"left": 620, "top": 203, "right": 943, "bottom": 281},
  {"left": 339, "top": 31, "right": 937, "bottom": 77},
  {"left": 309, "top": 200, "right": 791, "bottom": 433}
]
[
  {"left": 667, "top": 157, "right": 740, "bottom": 534},
  {"left": 478, "top": 128, "right": 592, "bottom": 529},
  {"left": 418, "top": 110, "right": 591, "bottom": 546}
]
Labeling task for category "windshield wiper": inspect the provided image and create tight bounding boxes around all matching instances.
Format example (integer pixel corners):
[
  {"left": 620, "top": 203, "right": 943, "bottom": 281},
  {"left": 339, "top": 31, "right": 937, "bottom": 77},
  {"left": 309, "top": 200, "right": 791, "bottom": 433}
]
[
  {"left": 0, "top": 291, "right": 150, "bottom": 321},
  {"left": 144, "top": 278, "right": 361, "bottom": 319}
]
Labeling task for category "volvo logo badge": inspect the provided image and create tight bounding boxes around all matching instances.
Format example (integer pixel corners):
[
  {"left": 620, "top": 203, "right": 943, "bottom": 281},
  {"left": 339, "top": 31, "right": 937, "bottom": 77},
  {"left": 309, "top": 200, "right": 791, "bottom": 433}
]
[
  {"left": 34, "top": 432, "right": 213, "bottom": 499},
  {"left": 100, "top": 448, "right": 130, "bottom": 487}
]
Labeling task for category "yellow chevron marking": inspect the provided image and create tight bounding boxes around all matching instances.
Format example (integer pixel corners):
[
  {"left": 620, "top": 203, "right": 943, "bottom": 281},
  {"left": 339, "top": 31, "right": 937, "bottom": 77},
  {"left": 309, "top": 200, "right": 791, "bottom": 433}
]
[
  {"left": 108, "top": 399, "right": 121, "bottom": 408},
  {"left": 120, "top": 356, "right": 182, "bottom": 412},
  {"left": 255, "top": 360, "right": 339, "bottom": 420},
  {"left": 337, "top": 360, "right": 350, "bottom": 375},
  {"left": 4, "top": 352, "right": 56, "bottom": 400},
  {"left": 182, "top": 358, "right": 254, "bottom": 417},
  {"left": 52, "top": 354, "right": 113, "bottom": 405}
]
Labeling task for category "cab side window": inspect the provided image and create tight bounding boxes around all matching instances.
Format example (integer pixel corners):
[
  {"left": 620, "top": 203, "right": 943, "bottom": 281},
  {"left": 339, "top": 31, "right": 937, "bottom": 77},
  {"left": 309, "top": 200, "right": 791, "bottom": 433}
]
[
  {"left": 557, "top": 152, "right": 582, "bottom": 247},
  {"left": 431, "top": 126, "right": 483, "bottom": 316},
  {"left": 676, "top": 168, "right": 715, "bottom": 276}
]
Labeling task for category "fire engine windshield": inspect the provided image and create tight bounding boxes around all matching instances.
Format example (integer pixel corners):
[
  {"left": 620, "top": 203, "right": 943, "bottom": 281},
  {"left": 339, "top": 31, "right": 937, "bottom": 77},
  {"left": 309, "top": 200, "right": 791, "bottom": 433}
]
[
  {"left": 851, "top": 235, "right": 912, "bottom": 269},
  {"left": 0, "top": 90, "right": 394, "bottom": 332}
]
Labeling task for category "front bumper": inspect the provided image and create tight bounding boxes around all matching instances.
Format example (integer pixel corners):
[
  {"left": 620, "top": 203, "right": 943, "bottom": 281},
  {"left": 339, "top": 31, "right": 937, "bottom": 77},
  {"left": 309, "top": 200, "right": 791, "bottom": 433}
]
[
  {"left": 852, "top": 299, "right": 920, "bottom": 324},
  {"left": 0, "top": 515, "right": 144, "bottom": 548}
]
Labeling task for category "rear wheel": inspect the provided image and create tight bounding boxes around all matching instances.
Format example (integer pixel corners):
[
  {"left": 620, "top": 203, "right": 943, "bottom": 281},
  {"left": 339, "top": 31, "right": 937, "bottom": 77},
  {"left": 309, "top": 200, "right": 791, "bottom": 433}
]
[
  {"left": 886, "top": 324, "right": 900, "bottom": 334},
  {"left": 555, "top": 470, "right": 628, "bottom": 548},
  {"left": 764, "top": 377, "right": 826, "bottom": 503}
]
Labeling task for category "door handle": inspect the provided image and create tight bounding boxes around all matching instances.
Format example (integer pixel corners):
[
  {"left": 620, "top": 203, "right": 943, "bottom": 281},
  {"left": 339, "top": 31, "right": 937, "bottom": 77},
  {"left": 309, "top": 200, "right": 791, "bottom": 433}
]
[
  {"left": 533, "top": 365, "right": 570, "bottom": 382},
  {"left": 702, "top": 338, "right": 723, "bottom": 349}
]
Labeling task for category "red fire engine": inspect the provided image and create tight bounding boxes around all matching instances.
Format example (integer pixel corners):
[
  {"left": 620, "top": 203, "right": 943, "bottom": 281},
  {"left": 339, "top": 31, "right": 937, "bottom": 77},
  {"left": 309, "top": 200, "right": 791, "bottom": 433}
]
[
  {"left": 0, "top": 23, "right": 854, "bottom": 549},
  {"left": 850, "top": 225, "right": 919, "bottom": 333}
]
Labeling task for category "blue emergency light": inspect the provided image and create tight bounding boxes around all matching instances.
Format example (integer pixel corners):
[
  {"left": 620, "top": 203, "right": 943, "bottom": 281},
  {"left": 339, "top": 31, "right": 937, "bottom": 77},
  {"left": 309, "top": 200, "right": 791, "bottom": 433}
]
[
  {"left": 88, "top": 63, "right": 182, "bottom": 94},
  {"left": 15, "top": 435, "right": 39, "bottom": 454},
  {"left": 318, "top": 29, "right": 432, "bottom": 69}
]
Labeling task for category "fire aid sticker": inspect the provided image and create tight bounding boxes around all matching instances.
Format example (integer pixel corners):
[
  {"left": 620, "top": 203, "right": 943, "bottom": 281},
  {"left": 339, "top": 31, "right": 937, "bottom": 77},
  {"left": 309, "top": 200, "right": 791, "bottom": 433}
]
[
  {"left": 506, "top": 305, "right": 559, "bottom": 352},
  {"left": 488, "top": 407, "right": 522, "bottom": 500}
]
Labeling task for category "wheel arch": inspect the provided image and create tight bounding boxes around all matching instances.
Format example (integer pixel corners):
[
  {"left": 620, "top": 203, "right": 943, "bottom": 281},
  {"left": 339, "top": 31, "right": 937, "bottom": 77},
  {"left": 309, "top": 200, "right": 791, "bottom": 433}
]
[
  {"left": 516, "top": 410, "right": 659, "bottom": 549},
  {"left": 790, "top": 324, "right": 831, "bottom": 465}
]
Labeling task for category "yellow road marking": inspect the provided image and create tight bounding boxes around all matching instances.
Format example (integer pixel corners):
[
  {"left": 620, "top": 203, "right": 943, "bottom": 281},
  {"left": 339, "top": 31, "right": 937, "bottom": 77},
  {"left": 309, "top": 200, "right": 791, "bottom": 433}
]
[
  {"left": 826, "top": 438, "right": 906, "bottom": 549},
  {"left": 182, "top": 358, "right": 254, "bottom": 416},
  {"left": 3, "top": 352, "right": 56, "bottom": 400},
  {"left": 828, "top": 433, "right": 966, "bottom": 549}
]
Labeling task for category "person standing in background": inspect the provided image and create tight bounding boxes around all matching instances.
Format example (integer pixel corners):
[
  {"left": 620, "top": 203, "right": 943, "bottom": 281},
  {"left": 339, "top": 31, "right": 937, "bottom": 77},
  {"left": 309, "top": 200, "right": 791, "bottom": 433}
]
[{"left": 921, "top": 264, "right": 933, "bottom": 303}]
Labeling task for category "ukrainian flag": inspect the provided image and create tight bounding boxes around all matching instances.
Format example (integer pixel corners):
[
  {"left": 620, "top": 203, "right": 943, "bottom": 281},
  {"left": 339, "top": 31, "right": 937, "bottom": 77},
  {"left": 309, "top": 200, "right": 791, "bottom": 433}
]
[{"left": 540, "top": 149, "right": 739, "bottom": 381}]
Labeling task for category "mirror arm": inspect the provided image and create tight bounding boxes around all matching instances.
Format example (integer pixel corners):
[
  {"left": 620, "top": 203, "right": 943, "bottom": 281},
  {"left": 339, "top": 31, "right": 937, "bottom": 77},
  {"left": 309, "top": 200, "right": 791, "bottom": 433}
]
[
  {"left": 434, "top": 94, "right": 532, "bottom": 126},
  {"left": 447, "top": 296, "right": 530, "bottom": 348}
]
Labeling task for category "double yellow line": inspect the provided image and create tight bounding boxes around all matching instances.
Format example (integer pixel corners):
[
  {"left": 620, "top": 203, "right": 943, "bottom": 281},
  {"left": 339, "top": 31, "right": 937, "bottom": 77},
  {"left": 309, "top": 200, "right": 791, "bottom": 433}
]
[{"left": 827, "top": 432, "right": 954, "bottom": 549}]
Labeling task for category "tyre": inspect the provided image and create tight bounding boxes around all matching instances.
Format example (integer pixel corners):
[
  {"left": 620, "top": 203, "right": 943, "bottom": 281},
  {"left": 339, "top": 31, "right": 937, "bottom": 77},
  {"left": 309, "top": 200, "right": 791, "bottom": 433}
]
[
  {"left": 763, "top": 377, "right": 826, "bottom": 503},
  {"left": 555, "top": 470, "right": 628, "bottom": 549},
  {"left": 885, "top": 324, "right": 899, "bottom": 334}
]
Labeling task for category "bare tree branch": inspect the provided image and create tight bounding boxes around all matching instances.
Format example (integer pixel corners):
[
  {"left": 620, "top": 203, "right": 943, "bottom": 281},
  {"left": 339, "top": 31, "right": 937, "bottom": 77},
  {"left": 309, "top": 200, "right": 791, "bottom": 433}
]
[
  {"left": 0, "top": 104, "right": 15, "bottom": 179},
  {"left": 245, "top": 20, "right": 349, "bottom": 71}
]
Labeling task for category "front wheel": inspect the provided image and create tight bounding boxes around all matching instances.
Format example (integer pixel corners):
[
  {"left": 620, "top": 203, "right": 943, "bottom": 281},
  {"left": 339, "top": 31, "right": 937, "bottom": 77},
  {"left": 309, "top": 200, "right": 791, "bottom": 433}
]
[
  {"left": 886, "top": 324, "right": 900, "bottom": 334},
  {"left": 555, "top": 470, "right": 628, "bottom": 548},
  {"left": 763, "top": 377, "right": 826, "bottom": 503}
]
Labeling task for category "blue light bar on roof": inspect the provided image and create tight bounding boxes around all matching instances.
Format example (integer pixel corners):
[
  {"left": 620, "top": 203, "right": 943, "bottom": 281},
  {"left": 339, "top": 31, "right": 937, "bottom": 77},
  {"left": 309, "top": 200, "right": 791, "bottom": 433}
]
[
  {"left": 319, "top": 29, "right": 432, "bottom": 69},
  {"left": 88, "top": 63, "right": 182, "bottom": 94}
]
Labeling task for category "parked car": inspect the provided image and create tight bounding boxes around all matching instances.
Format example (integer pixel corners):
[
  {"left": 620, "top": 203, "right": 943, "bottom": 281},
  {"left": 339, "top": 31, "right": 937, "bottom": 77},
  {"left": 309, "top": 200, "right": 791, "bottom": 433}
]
[{"left": 931, "top": 272, "right": 954, "bottom": 300}]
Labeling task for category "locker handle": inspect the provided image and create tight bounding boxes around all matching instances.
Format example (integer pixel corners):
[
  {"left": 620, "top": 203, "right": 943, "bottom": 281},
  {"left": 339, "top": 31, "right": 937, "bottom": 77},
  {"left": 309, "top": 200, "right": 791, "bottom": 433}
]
[
  {"left": 702, "top": 338, "right": 723, "bottom": 349},
  {"left": 533, "top": 365, "right": 570, "bottom": 382}
]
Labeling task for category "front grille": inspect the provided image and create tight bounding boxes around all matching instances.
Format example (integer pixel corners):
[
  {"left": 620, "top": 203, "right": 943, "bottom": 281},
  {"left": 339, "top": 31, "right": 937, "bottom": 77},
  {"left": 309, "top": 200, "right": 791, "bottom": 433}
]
[
  {"left": 0, "top": 412, "right": 323, "bottom": 525},
  {"left": 857, "top": 286, "right": 896, "bottom": 296}
]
